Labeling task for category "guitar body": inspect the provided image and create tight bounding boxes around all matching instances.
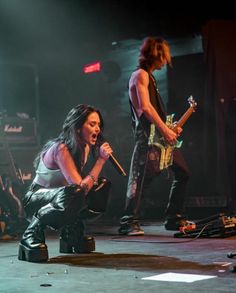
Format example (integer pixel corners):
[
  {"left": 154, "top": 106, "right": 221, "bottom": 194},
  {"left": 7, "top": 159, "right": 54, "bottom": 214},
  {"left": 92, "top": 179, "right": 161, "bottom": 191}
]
[
  {"left": 147, "top": 96, "right": 197, "bottom": 173},
  {"left": 147, "top": 118, "right": 178, "bottom": 174}
]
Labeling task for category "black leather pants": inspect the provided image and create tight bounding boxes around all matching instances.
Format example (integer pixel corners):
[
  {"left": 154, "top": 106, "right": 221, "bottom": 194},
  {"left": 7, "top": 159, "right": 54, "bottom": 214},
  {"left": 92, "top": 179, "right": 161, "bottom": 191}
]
[
  {"left": 23, "top": 177, "right": 111, "bottom": 230},
  {"left": 23, "top": 184, "right": 86, "bottom": 230}
]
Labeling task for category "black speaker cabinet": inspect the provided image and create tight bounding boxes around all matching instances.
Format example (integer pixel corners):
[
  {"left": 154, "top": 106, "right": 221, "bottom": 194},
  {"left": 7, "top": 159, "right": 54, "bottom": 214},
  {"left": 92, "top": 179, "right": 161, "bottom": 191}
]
[
  {"left": 0, "top": 146, "right": 39, "bottom": 186},
  {"left": 0, "top": 117, "right": 38, "bottom": 147}
]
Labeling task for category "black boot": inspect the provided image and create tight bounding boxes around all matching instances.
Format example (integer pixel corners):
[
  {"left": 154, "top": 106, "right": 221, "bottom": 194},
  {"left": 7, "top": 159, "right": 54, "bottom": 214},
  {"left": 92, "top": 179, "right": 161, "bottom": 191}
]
[
  {"left": 18, "top": 216, "right": 48, "bottom": 262},
  {"left": 59, "top": 220, "right": 95, "bottom": 254}
]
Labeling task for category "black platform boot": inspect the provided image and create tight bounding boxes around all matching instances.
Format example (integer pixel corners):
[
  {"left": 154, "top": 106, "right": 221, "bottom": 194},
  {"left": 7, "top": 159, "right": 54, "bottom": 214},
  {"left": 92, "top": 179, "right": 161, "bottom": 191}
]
[
  {"left": 59, "top": 220, "right": 95, "bottom": 254},
  {"left": 59, "top": 176, "right": 110, "bottom": 253},
  {"left": 18, "top": 216, "right": 48, "bottom": 262}
]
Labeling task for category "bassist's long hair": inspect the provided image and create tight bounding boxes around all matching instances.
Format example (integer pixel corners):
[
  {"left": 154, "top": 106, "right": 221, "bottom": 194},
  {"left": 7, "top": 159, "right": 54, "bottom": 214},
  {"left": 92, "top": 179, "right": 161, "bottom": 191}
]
[{"left": 139, "top": 37, "right": 172, "bottom": 70}]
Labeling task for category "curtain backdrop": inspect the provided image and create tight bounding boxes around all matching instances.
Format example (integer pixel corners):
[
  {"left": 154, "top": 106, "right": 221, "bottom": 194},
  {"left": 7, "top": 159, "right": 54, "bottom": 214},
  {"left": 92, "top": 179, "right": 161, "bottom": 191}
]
[{"left": 202, "top": 20, "right": 236, "bottom": 207}]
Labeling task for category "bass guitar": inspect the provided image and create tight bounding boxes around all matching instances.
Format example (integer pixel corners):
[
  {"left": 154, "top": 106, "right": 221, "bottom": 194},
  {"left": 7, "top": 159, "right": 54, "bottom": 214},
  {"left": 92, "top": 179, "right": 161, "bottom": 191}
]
[{"left": 148, "top": 96, "right": 197, "bottom": 172}]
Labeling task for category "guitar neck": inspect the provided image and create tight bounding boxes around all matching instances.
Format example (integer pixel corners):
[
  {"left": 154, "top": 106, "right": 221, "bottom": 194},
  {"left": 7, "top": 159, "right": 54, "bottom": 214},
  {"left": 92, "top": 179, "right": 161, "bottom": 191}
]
[{"left": 176, "top": 107, "right": 195, "bottom": 128}]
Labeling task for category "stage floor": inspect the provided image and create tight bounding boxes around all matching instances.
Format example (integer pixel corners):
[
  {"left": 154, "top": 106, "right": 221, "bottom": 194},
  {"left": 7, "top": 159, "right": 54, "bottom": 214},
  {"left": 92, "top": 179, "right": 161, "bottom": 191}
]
[{"left": 1, "top": 220, "right": 236, "bottom": 293}]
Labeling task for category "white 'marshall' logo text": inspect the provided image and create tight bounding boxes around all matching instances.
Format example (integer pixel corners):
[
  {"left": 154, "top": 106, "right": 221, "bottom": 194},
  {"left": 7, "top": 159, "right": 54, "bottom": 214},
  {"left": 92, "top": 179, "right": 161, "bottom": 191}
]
[{"left": 4, "top": 124, "right": 23, "bottom": 133}]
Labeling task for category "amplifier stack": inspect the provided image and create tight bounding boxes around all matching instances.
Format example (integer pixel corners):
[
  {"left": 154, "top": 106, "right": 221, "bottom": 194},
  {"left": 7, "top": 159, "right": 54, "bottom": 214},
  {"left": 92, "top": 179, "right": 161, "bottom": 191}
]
[
  {"left": 0, "top": 116, "right": 39, "bottom": 186},
  {"left": 0, "top": 117, "right": 38, "bottom": 147}
]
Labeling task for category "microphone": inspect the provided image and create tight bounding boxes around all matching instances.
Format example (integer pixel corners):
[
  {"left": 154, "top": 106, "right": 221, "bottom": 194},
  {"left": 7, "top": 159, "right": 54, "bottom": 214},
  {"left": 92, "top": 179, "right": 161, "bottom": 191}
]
[
  {"left": 109, "top": 153, "right": 127, "bottom": 177},
  {"left": 98, "top": 135, "right": 127, "bottom": 177}
]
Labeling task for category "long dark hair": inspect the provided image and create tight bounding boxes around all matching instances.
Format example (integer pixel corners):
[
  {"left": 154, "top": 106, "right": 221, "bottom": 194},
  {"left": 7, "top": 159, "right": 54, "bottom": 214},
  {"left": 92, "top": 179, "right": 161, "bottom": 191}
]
[
  {"left": 139, "top": 37, "right": 172, "bottom": 70},
  {"left": 34, "top": 104, "right": 104, "bottom": 172}
]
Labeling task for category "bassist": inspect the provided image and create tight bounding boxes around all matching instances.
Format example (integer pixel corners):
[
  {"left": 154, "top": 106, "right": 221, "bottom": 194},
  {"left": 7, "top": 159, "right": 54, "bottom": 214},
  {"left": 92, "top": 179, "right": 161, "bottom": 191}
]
[{"left": 118, "top": 37, "right": 194, "bottom": 236}]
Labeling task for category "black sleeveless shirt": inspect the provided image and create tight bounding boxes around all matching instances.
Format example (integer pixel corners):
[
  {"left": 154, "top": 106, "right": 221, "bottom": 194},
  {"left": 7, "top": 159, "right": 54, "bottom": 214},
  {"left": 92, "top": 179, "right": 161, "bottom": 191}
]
[{"left": 130, "top": 69, "right": 167, "bottom": 139}]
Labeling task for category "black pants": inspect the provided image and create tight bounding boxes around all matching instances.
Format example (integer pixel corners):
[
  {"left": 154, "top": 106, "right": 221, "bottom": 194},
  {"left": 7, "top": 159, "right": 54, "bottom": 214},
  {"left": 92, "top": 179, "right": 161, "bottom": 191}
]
[
  {"left": 23, "top": 177, "right": 111, "bottom": 230},
  {"left": 125, "top": 139, "right": 190, "bottom": 219},
  {"left": 23, "top": 184, "right": 87, "bottom": 230}
]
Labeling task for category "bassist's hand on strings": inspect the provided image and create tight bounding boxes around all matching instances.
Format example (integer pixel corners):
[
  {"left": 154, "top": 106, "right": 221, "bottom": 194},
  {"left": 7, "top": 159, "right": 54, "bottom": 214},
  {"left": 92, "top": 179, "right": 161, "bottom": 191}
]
[
  {"left": 162, "top": 127, "right": 178, "bottom": 145},
  {"left": 172, "top": 121, "right": 183, "bottom": 137},
  {"left": 173, "top": 124, "right": 183, "bottom": 137}
]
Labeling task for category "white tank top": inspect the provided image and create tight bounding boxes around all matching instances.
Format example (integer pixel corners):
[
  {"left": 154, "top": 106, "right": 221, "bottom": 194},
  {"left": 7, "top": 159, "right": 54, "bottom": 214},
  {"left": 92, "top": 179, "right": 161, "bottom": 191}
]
[{"left": 33, "top": 157, "right": 68, "bottom": 188}]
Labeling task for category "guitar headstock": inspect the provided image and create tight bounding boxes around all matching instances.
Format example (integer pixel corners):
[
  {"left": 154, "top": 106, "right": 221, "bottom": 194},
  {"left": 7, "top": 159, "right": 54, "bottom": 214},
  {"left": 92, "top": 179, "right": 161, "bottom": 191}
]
[{"left": 188, "top": 96, "right": 197, "bottom": 111}]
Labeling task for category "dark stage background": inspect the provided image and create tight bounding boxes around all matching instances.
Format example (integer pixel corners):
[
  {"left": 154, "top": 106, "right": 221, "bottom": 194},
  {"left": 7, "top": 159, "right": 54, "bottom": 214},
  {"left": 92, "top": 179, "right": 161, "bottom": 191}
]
[{"left": 0, "top": 0, "right": 235, "bottom": 220}]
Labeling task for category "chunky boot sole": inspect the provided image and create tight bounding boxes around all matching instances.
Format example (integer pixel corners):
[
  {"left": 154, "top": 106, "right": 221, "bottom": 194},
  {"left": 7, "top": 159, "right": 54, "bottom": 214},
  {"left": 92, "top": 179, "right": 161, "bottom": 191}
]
[
  {"left": 77, "top": 236, "right": 95, "bottom": 253},
  {"left": 59, "top": 238, "right": 73, "bottom": 253},
  {"left": 59, "top": 236, "right": 95, "bottom": 254},
  {"left": 18, "top": 243, "right": 48, "bottom": 262}
]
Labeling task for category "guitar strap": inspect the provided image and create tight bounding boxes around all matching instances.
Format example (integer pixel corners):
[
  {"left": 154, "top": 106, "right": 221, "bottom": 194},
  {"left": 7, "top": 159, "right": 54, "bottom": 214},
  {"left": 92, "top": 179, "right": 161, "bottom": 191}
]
[{"left": 149, "top": 73, "right": 167, "bottom": 121}]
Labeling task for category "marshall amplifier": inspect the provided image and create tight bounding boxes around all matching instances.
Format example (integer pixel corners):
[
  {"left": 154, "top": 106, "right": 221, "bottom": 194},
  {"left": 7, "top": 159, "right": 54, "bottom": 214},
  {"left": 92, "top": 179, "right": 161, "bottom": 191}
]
[
  {"left": 0, "top": 117, "right": 38, "bottom": 146},
  {"left": 0, "top": 146, "right": 39, "bottom": 188}
]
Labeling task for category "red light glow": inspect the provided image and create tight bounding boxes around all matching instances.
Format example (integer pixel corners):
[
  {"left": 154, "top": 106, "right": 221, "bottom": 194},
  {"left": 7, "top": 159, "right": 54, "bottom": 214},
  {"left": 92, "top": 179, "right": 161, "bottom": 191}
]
[{"left": 83, "top": 62, "right": 101, "bottom": 73}]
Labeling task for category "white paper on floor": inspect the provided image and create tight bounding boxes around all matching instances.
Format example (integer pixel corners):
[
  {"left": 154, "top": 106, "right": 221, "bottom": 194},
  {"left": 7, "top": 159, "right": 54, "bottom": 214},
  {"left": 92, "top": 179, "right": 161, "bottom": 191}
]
[{"left": 142, "top": 272, "right": 217, "bottom": 283}]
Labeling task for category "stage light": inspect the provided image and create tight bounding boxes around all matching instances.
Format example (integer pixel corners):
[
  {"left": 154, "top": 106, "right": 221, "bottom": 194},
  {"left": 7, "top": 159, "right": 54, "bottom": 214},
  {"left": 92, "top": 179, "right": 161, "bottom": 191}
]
[{"left": 83, "top": 62, "right": 101, "bottom": 73}]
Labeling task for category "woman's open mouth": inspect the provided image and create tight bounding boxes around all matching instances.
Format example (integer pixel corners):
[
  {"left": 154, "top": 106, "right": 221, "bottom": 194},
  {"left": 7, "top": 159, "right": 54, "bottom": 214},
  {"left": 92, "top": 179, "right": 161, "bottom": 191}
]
[{"left": 91, "top": 133, "right": 97, "bottom": 142}]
